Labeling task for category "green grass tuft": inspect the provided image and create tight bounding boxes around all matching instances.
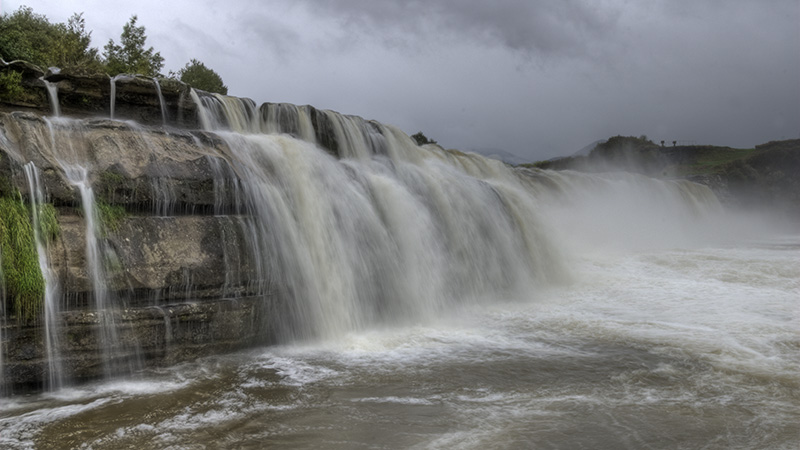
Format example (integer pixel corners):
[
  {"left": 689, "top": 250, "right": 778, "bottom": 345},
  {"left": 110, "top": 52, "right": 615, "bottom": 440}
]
[
  {"left": 96, "top": 201, "right": 127, "bottom": 233},
  {"left": 0, "top": 196, "right": 45, "bottom": 321},
  {"left": 36, "top": 203, "right": 60, "bottom": 241}
]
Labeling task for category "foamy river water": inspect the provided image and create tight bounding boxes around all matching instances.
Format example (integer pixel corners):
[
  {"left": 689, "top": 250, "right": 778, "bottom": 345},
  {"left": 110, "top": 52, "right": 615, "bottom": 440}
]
[{"left": 2, "top": 232, "right": 797, "bottom": 449}]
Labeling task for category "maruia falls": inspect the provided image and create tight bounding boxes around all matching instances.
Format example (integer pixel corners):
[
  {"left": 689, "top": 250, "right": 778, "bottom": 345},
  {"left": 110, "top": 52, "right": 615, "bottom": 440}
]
[{"left": 0, "top": 71, "right": 797, "bottom": 449}]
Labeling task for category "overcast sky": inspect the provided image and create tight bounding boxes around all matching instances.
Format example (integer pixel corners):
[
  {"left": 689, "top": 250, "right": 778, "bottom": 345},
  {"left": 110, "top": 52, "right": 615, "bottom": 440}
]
[{"left": 4, "top": 0, "right": 799, "bottom": 160}]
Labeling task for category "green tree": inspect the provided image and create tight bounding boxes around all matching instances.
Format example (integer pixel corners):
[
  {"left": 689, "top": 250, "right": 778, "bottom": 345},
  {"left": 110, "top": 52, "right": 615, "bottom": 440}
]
[
  {"left": 103, "top": 15, "right": 164, "bottom": 76},
  {"left": 177, "top": 59, "right": 228, "bottom": 94},
  {"left": 61, "top": 12, "right": 104, "bottom": 73},
  {"left": 0, "top": 7, "right": 101, "bottom": 71},
  {"left": 411, "top": 131, "right": 437, "bottom": 146}
]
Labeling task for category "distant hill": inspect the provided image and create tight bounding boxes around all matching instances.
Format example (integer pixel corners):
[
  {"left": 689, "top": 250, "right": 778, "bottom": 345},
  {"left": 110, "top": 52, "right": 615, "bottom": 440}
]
[
  {"left": 471, "top": 148, "right": 530, "bottom": 165},
  {"left": 518, "top": 136, "right": 800, "bottom": 215},
  {"left": 572, "top": 140, "right": 605, "bottom": 157}
]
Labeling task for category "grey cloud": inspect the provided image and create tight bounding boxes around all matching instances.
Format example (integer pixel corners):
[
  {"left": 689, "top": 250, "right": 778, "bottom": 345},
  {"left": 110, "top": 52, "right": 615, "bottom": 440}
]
[
  {"left": 235, "top": 12, "right": 305, "bottom": 60},
  {"left": 299, "top": 0, "right": 620, "bottom": 57}
]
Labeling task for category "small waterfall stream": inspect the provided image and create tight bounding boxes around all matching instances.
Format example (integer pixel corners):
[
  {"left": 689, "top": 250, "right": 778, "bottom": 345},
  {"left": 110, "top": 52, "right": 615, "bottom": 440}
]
[
  {"left": 110, "top": 74, "right": 133, "bottom": 120},
  {"left": 41, "top": 79, "right": 61, "bottom": 117},
  {"left": 152, "top": 77, "right": 168, "bottom": 126},
  {"left": 42, "top": 117, "right": 143, "bottom": 380},
  {"left": 23, "top": 163, "right": 64, "bottom": 390}
]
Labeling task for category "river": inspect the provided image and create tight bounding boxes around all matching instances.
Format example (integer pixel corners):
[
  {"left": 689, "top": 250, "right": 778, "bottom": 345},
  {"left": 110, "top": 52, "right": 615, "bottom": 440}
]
[{"left": 2, "top": 229, "right": 796, "bottom": 449}]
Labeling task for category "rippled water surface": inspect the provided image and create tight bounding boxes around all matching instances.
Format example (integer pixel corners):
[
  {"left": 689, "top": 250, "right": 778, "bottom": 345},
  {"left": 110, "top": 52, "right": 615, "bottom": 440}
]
[{"left": 1, "top": 235, "right": 798, "bottom": 449}]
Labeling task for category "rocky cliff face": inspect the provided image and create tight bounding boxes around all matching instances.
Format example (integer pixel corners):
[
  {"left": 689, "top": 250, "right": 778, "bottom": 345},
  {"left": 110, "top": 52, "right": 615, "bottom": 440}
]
[
  {"left": 0, "top": 110, "right": 276, "bottom": 391},
  {"left": 0, "top": 61, "right": 426, "bottom": 392},
  {"left": 0, "top": 63, "right": 296, "bottom": 391}
]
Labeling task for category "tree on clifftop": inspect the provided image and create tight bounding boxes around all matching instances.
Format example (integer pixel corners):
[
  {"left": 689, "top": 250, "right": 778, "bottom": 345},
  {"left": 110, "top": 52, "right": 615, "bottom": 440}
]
[
  {"left": 411, "top": 131, "right": 437, "bottom": 146},
  {"left": 0, "top": 7, "right": 102, "bottom": 72},
  {"left": 177, "top": 59, "right": 228, "bottom": 94},
  {"left": 103, "top": 15, "right": 164, "bottom": 77}
]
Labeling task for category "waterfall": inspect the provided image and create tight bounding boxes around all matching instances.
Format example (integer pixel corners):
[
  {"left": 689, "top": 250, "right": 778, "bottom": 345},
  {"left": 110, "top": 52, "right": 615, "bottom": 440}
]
[
  {"left": 0, "top": 95, "right": 728, "bottom": 392},
  {"left": 41, "top": 79, "right": 61, "bottom": 117},
  {"left": 202, "top": 130, "right": 563, "bottom": 340},
  {"left": 260, "top": 103, "right": 317, "bottom": 142},
  {"left": 190, "top": 89, "right": 260, "bottom": 133},
  {"left": 66, "top": 166, "right": 138, "bottom": 377},
  {"left": 188, "top": 102, "right": 724, "bottom": 341},
  {"left": 323, "top": 111, "right": 386, "bottom": 159},
  {"left": 152, "top": 78, "right": 168, "bottom": 126},
  {"left": 43, "top": 118, "right": 142, "bottom": 379},
  {"left": 110, "top": 74, "right": 133, "bottom": 120},
  {"left": 23, "top": 163, "right": 65, "bottom": 390}
]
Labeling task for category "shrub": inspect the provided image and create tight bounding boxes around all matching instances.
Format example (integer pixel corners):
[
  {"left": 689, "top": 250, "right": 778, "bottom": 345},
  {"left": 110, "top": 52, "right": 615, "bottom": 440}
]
[{"left": 176, "top": 59, "right": 228, "bottom": 94}]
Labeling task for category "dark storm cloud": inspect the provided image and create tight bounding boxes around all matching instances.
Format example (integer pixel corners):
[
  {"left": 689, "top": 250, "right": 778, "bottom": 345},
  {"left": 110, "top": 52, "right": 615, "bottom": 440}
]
[
  {"left": 299, "top": 0, "right": 620, "bottom": 57},
  {"left": 288, "top": 0, "right": 799, "bottom": 156},
  {"left": 5, "top": 0, "right": 799, "bottom": 160}
]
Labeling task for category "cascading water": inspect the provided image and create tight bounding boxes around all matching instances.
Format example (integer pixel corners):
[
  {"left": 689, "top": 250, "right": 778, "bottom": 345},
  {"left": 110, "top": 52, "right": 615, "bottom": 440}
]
[
  {"left": 260, "top": 103, "right": 316, "bottom": 142},
  {"left": 43, "top": 117, "right": 142, "bottom": 379},
  {"left": 110, "top": 74, "right": 133, "bottom": 120},
  {"left": 323, "top": 111, "right": 387, "bottom": 159},
  {"left": 190, "top": 89, "right": 260, "bottom": 133},
  {"left": 182, "top": 91, "right": 732, "bottom": 342},
  {"left": 152, "top": 78, "right": 168, "bottom": 126},
  {"left": 23, "top": 163, "right": 64, "bottom": 390},
  {"left": 41, "top": 78, "right": 61, "bottom": 117}
]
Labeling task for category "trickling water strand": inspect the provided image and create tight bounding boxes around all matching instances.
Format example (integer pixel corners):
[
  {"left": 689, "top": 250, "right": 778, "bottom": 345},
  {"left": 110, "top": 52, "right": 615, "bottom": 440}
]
[
  {"left": 152, "top": 77, "right": 168, "bottom": 126},
  {"left": 66, "top": 166, "right": 122, "bottom": 377},
  {"left": 110, "top": 77, "right": 116, "bottom": 120},
  {"left": 110, "top": 74, "right": 133, "bottom": 120},
  {"left": 151, "top": 306, "right": 172, "bottom": 347},
  {"left": 207, "top": 154, "right": 243, "bottom": 215},
  {"left": 23, "top": 163, "right": 65, "bottom": 390},
  {"left": 42, "top": 118, "right": 142, "bottom": 378},
  {"left": 41, "top": 78, "right": 61, "bottom": 117}
]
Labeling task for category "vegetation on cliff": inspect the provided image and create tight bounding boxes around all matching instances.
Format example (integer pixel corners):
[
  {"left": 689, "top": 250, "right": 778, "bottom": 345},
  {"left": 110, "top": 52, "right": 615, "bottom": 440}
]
[
  {"left": 103, "top": 15, "right": 164, "bottom": 77},
  {"left": 0, "top": 6, "right": 226, "bottom": 95},
  {"left": 174, "top": 59, "right": 228, "bottom": 95},
  {"left": 411, "top": 131, "right": 437, "bottom": 146},
  {"left": 521, "top": 136, "right": 799, "bottom": 213},
  {"left": 521, "top": 135, "right": 756, "bottom": 176},
  {"left": 0, "top": 7, "right": 101, "bottom": 73},
  {"left": 0, "top": 174, "right": 60, "bottom": 321},
  {"left": 0, "top": 194, "right": 44, "bottom": 321},
  {"left": 96, "top": 201, "right": 127, "bottom": 234}
]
